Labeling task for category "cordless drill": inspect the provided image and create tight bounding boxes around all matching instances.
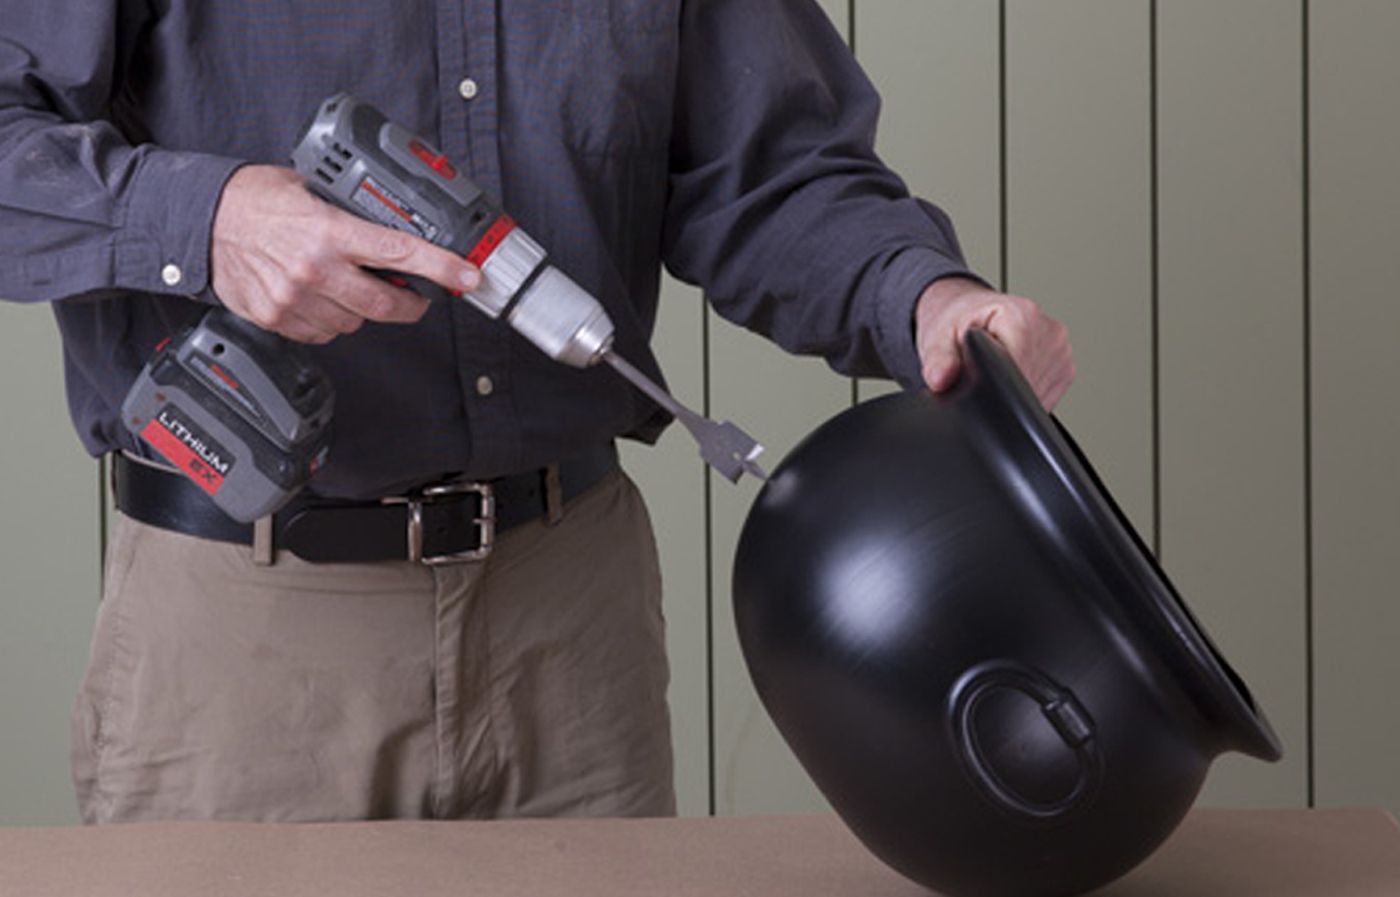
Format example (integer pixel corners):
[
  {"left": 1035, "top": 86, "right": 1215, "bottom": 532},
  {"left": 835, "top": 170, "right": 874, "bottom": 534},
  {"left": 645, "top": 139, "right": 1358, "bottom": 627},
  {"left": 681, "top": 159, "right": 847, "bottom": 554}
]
[{"left": 122, "top": 94, "right": 766, "bottom": 526}]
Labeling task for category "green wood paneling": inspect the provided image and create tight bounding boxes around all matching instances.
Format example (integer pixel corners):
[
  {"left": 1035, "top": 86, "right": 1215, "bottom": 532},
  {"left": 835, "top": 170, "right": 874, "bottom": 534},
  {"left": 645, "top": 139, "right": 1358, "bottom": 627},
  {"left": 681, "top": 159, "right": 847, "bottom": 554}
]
[
  {"left": 1004, "top": 0, "right": 1155, "bottom": 538},
  {"left": 1156, "top": 0, "right": 1308, "bottom": 806},
  {"left": 707, "top": 0, "right": 853, "bottom": 815},
  {"left": 1310, "top": 0, "right": 1400, "bottom": 813},
  {"left": 854, "top": 0, "right": 1002, "bottom": 404},
  {"left": 0, "top": 305, "right": 99, "bottom": 825},
  {"left": 707, "top": 327, "right": 846, "bottom": 814},
  {"left": 618, "top": 277, "right": 710, "bottom": 816}
]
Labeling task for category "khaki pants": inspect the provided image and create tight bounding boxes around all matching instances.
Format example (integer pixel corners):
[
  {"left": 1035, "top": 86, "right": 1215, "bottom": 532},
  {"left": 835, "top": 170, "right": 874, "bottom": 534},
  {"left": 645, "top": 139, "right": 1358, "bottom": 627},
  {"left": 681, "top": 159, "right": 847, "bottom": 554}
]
[{"left": 71, "top": 470, "right": 675, "bottom": 822}]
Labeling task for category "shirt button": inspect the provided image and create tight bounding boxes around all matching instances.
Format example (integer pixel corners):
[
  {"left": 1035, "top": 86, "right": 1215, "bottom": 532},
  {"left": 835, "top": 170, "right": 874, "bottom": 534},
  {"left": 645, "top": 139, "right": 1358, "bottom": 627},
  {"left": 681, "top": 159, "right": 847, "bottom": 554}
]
[
  {"left": 475, "top": 375, "right": 494, "bottom": 396},
  {"left": 160, "top": 264, "right": 183, "bottom": 287},
  {"left": 458, "top": 78, "right": 479, "bottom": 100}
]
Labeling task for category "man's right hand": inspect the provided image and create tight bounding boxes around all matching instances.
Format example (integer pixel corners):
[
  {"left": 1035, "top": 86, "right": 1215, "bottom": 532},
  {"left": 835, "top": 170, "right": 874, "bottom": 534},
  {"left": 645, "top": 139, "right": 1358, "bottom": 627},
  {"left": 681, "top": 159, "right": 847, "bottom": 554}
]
[{"left": 209, "top": 165, "right": 481, "bottom": 343}]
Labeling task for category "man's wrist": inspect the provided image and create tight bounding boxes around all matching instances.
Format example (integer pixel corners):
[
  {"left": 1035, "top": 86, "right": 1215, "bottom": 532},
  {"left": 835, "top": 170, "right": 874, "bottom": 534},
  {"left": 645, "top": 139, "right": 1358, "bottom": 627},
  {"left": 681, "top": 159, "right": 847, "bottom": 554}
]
[
  {"left": 918, "top": 274, "right": 995, "bottom": 309},
  {"left": 121, "top": 150, "right": 246, "bottom": 296},
  {"left": 871, "top": 249, "right": 984, "bottom": 389}
]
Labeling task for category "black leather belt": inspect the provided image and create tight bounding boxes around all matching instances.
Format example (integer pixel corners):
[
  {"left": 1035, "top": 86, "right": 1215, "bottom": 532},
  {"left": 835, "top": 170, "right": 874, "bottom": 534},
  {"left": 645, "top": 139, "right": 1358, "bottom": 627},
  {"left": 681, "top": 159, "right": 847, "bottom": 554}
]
[{"left": 112, "top": 444, "right": 619, "bottom": 564}]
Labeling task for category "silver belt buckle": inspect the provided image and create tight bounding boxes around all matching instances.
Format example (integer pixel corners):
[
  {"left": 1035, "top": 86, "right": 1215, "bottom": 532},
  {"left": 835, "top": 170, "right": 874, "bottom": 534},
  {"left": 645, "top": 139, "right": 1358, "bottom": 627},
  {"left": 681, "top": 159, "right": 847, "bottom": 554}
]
[{"left": 385, "top": 481, "right": 496, "bottom": 565}]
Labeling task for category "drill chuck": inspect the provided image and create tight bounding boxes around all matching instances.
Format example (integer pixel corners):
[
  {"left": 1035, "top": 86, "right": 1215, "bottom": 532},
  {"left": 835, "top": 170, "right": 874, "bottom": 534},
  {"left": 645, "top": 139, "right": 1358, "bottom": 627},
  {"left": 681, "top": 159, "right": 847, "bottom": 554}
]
[{"left": 472, "top": 225, "right": 615, "bottom": 366}]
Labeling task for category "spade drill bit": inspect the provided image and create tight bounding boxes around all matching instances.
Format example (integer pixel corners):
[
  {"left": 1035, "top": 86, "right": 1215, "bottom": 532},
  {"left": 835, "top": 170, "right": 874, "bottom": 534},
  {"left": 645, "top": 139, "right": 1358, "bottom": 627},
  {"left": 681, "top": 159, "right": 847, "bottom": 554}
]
[{"left": 603, "top": 352, "right": 768, "bottom": 484}]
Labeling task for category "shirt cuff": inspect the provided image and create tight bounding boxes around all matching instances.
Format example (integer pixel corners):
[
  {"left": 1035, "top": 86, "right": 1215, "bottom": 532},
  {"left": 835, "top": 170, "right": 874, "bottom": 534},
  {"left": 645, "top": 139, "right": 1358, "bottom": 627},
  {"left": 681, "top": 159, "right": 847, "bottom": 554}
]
[
  {"left": 116, "top": 149, "right": 246, "bottom": 297},
  {"left": 874, "top": 246, "right": 988, "bottom": 391}
]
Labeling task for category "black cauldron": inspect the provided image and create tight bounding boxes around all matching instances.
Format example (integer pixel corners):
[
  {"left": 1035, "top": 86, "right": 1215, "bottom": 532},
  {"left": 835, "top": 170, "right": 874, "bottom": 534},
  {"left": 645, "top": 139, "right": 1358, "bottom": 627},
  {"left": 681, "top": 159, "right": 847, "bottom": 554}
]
[{"left": 732, "top": 330, "right": 1281, "bottom": 897}]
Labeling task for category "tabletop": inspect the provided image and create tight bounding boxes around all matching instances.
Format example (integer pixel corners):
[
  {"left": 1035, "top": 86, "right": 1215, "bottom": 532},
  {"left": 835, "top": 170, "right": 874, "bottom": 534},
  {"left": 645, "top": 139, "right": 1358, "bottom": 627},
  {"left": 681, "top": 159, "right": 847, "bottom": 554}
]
[{"left": 0, "top": 807, "right": 1397, "bottom": 896}]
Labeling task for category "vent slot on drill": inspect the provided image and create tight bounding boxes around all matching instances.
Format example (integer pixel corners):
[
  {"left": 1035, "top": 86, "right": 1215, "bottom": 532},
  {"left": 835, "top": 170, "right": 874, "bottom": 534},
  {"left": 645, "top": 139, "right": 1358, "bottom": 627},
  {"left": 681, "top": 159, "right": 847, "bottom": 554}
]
[{"left": 315, "top": 152, "right": 346, "bottom": 184}]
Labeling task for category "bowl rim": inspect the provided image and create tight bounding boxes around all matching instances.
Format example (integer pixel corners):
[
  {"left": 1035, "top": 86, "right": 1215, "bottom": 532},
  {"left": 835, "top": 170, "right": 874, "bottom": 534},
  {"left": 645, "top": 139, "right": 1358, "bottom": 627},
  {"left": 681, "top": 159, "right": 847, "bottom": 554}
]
[{"left": 960, "top": 329, "right": 1283, "bottom": 762}]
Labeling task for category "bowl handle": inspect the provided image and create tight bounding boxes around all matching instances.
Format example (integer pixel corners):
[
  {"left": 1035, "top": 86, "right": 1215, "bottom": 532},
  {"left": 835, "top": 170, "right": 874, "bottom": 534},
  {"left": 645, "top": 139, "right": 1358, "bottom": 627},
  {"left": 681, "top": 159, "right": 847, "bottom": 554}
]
[{"left": 950, "top": 661, "right": 1104, "bottom": 821}]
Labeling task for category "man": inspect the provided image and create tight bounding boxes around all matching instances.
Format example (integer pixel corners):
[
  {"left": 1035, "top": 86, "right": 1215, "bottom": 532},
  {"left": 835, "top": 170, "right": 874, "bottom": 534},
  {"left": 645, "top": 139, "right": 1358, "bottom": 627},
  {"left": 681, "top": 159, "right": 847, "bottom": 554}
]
[{"left": 0, "top": 1, "right": 1072, "bottom": 822}]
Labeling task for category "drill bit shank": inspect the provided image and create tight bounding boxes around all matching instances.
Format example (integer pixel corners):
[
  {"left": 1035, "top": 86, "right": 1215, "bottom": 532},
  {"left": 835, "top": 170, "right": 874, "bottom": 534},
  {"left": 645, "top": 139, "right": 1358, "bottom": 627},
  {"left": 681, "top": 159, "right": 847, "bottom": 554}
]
[{"left": 603, "top": 351, "right": 768, "bottom": 483}]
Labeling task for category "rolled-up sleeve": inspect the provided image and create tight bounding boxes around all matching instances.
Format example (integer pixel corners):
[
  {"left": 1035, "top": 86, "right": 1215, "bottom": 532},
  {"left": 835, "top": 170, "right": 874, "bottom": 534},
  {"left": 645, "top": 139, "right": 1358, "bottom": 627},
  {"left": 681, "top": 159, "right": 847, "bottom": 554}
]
[
  {"left": 662, "top": 0, "right": 983, "bottom": 389},
  {"left": 0, "top": 2, "right": 243, "bottom": 302}
]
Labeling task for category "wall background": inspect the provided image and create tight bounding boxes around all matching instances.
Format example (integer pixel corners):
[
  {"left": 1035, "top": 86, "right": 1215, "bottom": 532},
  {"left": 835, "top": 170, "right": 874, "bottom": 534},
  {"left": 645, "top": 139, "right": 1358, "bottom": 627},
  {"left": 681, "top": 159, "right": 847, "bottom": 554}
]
[{"left": 2, "top": 0, "right": 1396, "bottom": 824}]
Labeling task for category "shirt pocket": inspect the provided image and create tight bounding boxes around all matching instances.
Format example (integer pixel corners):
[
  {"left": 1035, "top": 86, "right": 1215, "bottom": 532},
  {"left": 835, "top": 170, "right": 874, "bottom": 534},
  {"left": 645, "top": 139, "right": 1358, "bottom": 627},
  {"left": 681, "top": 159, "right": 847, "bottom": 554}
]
[{"left": 504, "top": 5, "right": 679, "bottom": 156}]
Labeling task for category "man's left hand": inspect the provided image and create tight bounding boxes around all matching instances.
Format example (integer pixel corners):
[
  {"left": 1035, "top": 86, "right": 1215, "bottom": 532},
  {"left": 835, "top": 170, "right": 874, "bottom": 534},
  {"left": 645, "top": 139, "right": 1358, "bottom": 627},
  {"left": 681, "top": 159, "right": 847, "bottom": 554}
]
[{"left": 914, "top": 276, "right": 1075, "bottom": 410}]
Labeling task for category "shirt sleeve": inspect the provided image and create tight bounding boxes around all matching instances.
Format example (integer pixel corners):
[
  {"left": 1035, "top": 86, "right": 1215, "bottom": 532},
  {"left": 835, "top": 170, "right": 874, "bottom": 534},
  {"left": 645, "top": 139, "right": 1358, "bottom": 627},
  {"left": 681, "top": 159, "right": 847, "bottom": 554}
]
[
  {"left": 0, "top": 2, "right": 244, "bottom": 303},
  {"left": 662, "top": 0, "right": 986, "bottom": 389}
]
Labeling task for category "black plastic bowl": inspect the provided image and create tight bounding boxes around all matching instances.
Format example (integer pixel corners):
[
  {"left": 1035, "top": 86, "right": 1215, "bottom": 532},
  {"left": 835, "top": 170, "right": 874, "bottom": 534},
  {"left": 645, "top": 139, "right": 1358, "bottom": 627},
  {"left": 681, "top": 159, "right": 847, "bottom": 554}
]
[{"left": 732, "top": 329, "right": 1281, "bottom": 897}]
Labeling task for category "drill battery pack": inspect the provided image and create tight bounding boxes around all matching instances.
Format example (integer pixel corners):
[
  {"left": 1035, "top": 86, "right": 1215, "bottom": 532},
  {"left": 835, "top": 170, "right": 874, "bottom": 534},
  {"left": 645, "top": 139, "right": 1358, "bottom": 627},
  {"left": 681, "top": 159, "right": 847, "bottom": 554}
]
[{"left": 121, "top": 310, "right": 335, "bottom": 523}]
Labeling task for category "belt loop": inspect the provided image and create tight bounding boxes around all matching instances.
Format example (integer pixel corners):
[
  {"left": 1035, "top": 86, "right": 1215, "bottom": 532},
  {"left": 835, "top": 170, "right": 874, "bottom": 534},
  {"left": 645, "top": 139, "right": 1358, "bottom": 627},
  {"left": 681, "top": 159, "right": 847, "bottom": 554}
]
[
  {"left": 252, "top": 516, "right": 275, "bottom": 566},
  {"left": 544, "top": 463, "right": 564, "bottom": 526}
]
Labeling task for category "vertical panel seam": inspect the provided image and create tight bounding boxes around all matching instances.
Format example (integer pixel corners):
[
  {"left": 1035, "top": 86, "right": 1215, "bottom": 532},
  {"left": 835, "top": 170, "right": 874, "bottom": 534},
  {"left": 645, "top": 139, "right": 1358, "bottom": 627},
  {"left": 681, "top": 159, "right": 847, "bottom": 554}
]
[
  {"left": 1149, "top": 0, "right": 1162, "bottom": 559},
  {"left": 998, "top": 0, "right": 1008, "bottom": 290},
  {"left": 702, "top": 299, "right": 716, "bottom": 817},
  {"left": 1301, "top": 0, "right": 1316, "bottom": 810},
  {"left": 848, "top": 0, "right": 856, "bottom": 57},
  {"left": 850, "top": 0, "right": 861, "bottom": 411},
  {"left": 98, "top": 457, "right": 108, "bottom": 594}
]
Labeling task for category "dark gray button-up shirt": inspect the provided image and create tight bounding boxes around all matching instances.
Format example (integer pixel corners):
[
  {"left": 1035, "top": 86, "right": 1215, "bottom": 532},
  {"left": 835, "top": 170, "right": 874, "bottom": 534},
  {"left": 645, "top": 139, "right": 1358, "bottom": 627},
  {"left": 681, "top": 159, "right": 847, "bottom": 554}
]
[{"left": 0, "top": 0, "right": 976, "bottom": 498}]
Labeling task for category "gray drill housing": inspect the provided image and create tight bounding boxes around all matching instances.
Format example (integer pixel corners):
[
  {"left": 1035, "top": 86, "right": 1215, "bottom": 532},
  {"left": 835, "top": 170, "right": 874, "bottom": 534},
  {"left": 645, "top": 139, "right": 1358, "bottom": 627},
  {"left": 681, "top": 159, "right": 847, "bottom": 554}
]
[{"left": 291, "top": 93, "right": 615, "bottom": 368}]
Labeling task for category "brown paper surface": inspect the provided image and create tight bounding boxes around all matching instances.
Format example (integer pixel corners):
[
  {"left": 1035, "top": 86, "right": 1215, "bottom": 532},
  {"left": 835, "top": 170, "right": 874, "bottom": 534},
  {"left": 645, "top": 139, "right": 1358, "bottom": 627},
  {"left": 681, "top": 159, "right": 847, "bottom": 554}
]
[
  {"left": 1093, "top": 807, "right": 1400, "bottom": 897},
  {"left": 0, "top": 808, "right": 1395, "bottom": 896}
]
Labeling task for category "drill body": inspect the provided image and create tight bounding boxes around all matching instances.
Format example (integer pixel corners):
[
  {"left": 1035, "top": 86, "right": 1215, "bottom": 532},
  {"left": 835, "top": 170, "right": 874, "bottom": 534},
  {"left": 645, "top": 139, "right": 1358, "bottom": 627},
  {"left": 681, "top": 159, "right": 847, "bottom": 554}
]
[{"left": 290, "top": 94, "right": 615, "bottom": 368}]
